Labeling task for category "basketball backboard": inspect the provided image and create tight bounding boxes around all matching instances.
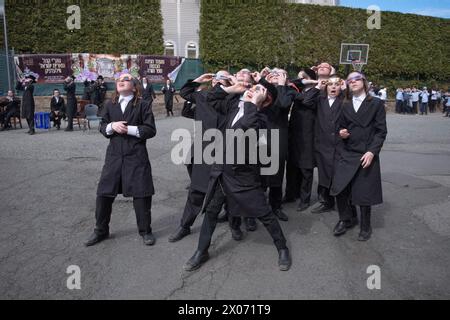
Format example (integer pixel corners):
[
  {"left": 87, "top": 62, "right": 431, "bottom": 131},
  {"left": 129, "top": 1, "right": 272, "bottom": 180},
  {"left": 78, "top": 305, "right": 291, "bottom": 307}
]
[{"left": 340, "top": 43, "right": 370, "bottom": 65}]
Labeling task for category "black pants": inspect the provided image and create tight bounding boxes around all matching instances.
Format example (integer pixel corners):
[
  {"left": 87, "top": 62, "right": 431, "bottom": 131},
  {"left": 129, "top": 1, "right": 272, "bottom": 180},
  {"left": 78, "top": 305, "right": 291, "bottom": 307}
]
[
  {"left": 180, "top": 188, "right": 206, "bottom": 229},
  {"left": 268, "top": 186, "right": 283, "bottom": 211},
  {"left": 94, "top": 196, "right": 152, "bottom": 236},
  {"left": 26, "top": 117, "right": 34, "bottom": 131},
  {"left": 318, "top": 185, "right": 335, "bottom": 208},
  {"left": 198, "top": 181, "right": 287, "bottom": 253},
  {"left": 285, "top": 160, "right": 301, "bottom": 200},
  {"left": 50, "top": 111, "right": 62, "bottom": 127},
  {"left": 335, "top": 184, "right": 369, "bottom": 222},
  {"left": 298, "top": 168, "right": 314, "bottom": 205},
  {"left": 412, "top": 101, "right": 418, "bottom": 114},
  {"left": 166, "top": 107, "right": 174, "bottom": 116}
]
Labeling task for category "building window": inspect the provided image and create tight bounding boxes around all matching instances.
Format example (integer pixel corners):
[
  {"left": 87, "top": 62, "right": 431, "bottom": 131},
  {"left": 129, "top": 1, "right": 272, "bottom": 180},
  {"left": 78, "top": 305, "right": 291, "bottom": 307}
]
[
  {"left": 186, "top": 42, "right": 198, "bottom": 59},
  {"left": 164, "top": 41, "right": 175, "bottom": 56}
]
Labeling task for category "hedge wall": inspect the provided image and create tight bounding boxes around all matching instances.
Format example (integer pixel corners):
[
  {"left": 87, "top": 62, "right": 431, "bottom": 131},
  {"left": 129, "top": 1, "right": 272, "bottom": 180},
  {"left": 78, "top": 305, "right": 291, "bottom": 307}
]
[
  {"left": 1, "top": 0, "right": 164, "bottom": 54},
  {"left": 200, "top": 0, "right": 450, "bottom": 87}
]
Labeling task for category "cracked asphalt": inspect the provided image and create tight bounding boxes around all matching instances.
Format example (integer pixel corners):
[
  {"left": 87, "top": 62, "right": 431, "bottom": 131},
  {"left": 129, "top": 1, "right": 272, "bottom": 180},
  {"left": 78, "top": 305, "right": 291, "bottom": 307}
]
[{"left": 1, "top": 112, "right": 450, "bottom": 300}]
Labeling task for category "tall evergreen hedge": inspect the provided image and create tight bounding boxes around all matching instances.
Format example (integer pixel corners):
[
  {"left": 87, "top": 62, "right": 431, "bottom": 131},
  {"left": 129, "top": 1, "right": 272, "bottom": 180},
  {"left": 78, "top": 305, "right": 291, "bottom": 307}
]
[
  {"left": 1, "top": 0, "right": 164, "bottom": 54},
  {"left": 200, "top": 0, "right": 450, "bottom": 87}
]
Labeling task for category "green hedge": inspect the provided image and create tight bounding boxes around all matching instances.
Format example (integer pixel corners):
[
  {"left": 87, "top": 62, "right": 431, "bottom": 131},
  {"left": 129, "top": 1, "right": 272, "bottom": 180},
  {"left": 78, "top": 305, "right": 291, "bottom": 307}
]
[
  {"left": 1, "top": 0, "right": 164, "bottom": 54},
  {"left": 200, "top": 0, "right": 450, "bottom": 88}
]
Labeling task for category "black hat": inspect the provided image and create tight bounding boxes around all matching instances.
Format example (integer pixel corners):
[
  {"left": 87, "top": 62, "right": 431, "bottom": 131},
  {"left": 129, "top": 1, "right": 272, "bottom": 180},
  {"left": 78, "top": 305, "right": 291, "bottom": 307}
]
[
  {"left": 97, "top": 75, "right": 104, "bottom": 80},
  {"left": 302, "top": 68, "right": 317, "bottom": 80},
  {"left": 70, "top": 75, "right": 76, "bottom": 80}
]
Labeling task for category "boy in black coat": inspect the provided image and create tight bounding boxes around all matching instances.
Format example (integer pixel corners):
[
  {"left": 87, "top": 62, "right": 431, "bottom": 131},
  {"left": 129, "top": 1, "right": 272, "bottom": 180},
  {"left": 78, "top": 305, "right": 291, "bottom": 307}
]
[{"left": 85, "top": 73, "right": 157, "bottom": 247}]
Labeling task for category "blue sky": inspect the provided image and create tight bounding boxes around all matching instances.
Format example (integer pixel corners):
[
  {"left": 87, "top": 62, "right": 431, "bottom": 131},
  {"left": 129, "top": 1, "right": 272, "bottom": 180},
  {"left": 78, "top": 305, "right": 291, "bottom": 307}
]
[{"left": 341, "top": 0, "right": 450, "bottom": 18}]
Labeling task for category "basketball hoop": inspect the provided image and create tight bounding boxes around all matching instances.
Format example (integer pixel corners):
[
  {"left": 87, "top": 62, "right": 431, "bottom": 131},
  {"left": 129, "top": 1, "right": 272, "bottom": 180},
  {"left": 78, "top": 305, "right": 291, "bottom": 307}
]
[{"left": 352, "top": 60, "right": 364, "bottom": 72}]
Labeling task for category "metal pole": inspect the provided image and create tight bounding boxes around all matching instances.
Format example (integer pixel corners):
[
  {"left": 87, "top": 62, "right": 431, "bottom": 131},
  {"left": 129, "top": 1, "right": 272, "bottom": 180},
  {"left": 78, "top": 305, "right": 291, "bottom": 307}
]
[{"left": 1, "top": 0, "right": 12, "bottom": 90}]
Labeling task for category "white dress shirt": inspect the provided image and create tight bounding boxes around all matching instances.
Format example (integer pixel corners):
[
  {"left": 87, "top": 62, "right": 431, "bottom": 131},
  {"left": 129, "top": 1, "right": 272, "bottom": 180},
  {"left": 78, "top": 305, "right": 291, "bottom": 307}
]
[
  {"left": 106, "top": 94, "right": 140, "bottom": 137},
  {"left": 328, "top": 96, "right": 336, "bottom": 108},
  {"left": 352, "top": 93, "right": 367, "bottom": 113},
  {"left": 231, "top": 99, "right": 245, "bottom": 127},
  {"left": 143, "top": 83, "right": 147, "bottom": 90}
]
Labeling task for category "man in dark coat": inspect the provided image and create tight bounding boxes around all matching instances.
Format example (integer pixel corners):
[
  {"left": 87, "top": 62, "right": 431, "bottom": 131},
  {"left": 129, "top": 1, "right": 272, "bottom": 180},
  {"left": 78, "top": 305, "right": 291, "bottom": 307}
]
[
  {"left": 141, "top": 76, "right": 157, "bottom": 104},
  {"left": 169, "top": 71, "right": 244, "bottom": 242},
  {"left": 331, "top": 72, "right": 387, "bottom": 241},
  {"left": 91, "top": 76, "right": 107, "bottom": 110},
  {"left": 260, "top": 69, "right": 297, "bottom": 221},
  {"left": 15, "top": 75, "right": 36, "bottom": 135},
  {"left": 311, "top": 75, "right": 345, "bottom": 214},
  {"left": 50, "top": 89, "right": 66, "bottom": 130},
  {"left": 183, "top": 72, "right": 292, "bottom": 272},
  {"left": 162, "top": 79, "right": 176, "bottom": 116},
  {"left": 0, "top": 90, "right": 20, "bottom": 131},
  {"left": 63, "top": 75, "right": 78, "bottom": 132},
  {"left": 85, "top": 73, "right": 157, "bottom": 247},
  {"left": 285, "top": 68, "right": 320, "bottom": 212}
]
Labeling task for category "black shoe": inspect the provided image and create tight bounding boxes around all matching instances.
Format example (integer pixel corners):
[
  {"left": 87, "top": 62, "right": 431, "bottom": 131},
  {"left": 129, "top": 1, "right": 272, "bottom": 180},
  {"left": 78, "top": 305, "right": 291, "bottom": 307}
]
[
  {"left": 333, "top": 219, "right": 358, "bottom": 236},
  {"left": 358, "top": 228, "right": 372, "bottom": 241},
  {"left": 311, "top": 204, "right": 334, "bottom": 214},
  {"left": 244, "top": 218, "right": 257, "bottom": 232},
  {"left": 142, "top": 233, "right": 156, "bottom": 246},
  {"left": 297, "top": 202, "right": 310, "bottom": 212},
  {"left": 29, "top": 129, "right": 35, "bottom": 135},
  {"left": 278, "top": 248, "right": 292, "bottom": 271},
  {"left": 84, "top": 232, "right": 109, "bottom": 247},
  {"left": 65, "top": 128, "right": 73, "bottom": 132},
  {"left": 168, "top": 227, "right": 191, "bottom": 243},
  {"left": 274, "top": 209, "right": 289, "bottom": 221},
  {"left": 231, "top": 228, "right": 243, "bottom": 241},
  {"left": 57, "top": 125, "right": 61, "bottom": 130},
  {"left": 183, "top": 251, "right": 209, "bottom": 272}
]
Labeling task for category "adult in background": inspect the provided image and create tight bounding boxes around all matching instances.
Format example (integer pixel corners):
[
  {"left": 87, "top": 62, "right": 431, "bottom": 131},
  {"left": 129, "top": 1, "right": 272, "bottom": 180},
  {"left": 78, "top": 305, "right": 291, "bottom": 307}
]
[
  {"left": 411, "top": 87, "right": 420, "bottom": 114},
  {"left": 63, "top": 75, "right": 77, "bottom": 131},
  {"left": 420, "top": 87, "right": 429, "bottom": 115},
  {"left": 162, "top": 79, "right": 176, "bottom": 117},
  {"left": 141, "top": 75, "right": 157, "bottom": 104},
  {"left": 16, "top": 75, "right": 36, "bottom": 135},
  {"left": 50, "top": 89, "right": 65, "bottom": 130},
  {"left": 395, "top": 88, "right": 403, "bottom": 114},
  {"left": 0, "top": 90, "right": 20, "bottom": 131},
  {"left": 91, "top": 76, "right": 108, "bottom": 109}
]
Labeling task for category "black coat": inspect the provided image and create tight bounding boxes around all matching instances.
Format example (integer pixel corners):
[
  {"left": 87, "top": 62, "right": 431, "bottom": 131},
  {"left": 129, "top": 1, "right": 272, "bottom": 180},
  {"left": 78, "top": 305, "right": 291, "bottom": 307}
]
[
  {"left": 141, "top": 82, "right": 156, "bottom": 103},
  {"left": 63, "top": 81, "right": 78, "bottom": 118},
  {"left": 2, "top": 97, "right": 20, "bottom": 114},
  {"left": 261, "top": 84, "right": 296, "bottom": 187},
  {"left": 314, "top": 93, "right": 345, "bottom": 189},
  {"left": 16, "top": 82, "right": 35, "bottom": 119},
  {"left": 180, "top": 81, "right": 227, "bottom": 193},
  {"left": 91, "top": 82, "right": 107, "bottom": 106},
  {"left": 96, "top": 98, "right": 157, "bottom": 198},
  {"left": 330, "top": 97, "right": 387, "bottom": 206},
  {"left": 288, "top": 87, "right": 320, "bottom": 169},
  {"left": 204, "top": 85, "right": 271, "bottom": 218},
  {"left": 50, "top": 97, "right": 66, "bottom": 113},
  {"left": 162, "top": 84, "right": 176, "bottom": 109}
]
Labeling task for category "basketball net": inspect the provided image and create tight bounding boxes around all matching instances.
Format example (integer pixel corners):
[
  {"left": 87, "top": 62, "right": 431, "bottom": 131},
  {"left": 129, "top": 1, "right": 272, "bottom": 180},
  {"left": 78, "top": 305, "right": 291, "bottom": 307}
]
[{"left": 352, "top": 60, "right": 364, "bottom": 72}]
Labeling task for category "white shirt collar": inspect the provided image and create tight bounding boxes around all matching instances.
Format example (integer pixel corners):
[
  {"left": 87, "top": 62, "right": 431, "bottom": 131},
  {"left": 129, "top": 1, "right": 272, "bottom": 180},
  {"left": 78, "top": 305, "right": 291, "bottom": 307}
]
[{"left": 119, "top": 94, "right": 134, "bottom": 113}]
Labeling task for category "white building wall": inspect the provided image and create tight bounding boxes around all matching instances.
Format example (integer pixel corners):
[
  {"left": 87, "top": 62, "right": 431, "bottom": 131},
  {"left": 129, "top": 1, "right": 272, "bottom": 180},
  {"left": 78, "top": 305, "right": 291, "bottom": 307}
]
[
  {"left": 160, "top": 0, "right": 339, "bottom": 58},
  {"left": 161, "top": 0, "right": 200, "bottom": 58}
]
